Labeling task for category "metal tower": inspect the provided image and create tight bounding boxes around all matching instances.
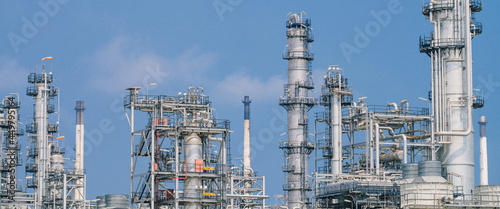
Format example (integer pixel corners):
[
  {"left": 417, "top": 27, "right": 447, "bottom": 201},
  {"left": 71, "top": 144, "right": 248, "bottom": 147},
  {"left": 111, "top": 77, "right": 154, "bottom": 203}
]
[
  {"left": 0, "top": 94, "right": 24, "bottom": 201},
  {"left": 25, "top": 65, "right": 86, "bottom": 209},
  {"left": 125, "top": 86, "right": 231, "bottom": 209},
  {"left": 25, "top": 68, "right": 60, "bottom": 206},
  {"left": 420, "top": 0, "right": 483, "bottom": 198},
  {"left": 316, "top": 66, "right": 353, "bottom": 175},
  {"left": 279, "top": 12, "right": 316, "bottom": 209}
]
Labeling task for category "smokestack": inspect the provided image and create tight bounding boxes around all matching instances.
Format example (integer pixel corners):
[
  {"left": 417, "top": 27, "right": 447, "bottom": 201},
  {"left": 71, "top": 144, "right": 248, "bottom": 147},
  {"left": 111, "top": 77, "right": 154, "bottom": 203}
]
[
  {"left": 75, "top": 101, "right": 85, "bottom": 200},
  {"left": 242, "top": 96, "right": 252, "bottom": 176},
  {"left": 479, "top": 116, "right": 488, "bottom": 186}
]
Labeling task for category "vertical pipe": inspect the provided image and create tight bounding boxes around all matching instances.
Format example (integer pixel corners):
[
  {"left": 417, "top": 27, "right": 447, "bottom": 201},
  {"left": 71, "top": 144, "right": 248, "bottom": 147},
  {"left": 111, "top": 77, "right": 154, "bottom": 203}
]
[
  {"left": 478, "top": 116, "right": 488, "bottom": 186},
  {"left": 424, "top": 0, "right": 479, "bottom": 197},
  {"left": 74, "top": 101, "right": 85, "bottom": 201},
  {"left": 331, "top": 80, "right": 341, "bottom": 175},
  {"left": 184, "top": 133, "right": 202, "bottom": 209},
  {"left": 242, "top": 96, "right": 252, "bottom": 177},
  {"left": 375, "top": 124, "right": 380, "bottom": 175}
]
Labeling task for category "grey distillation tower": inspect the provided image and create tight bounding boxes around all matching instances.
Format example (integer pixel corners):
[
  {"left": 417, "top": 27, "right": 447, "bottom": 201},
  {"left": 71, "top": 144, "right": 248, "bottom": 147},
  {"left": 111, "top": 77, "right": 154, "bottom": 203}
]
[
  {"left": 279, "top": 12, "right": 316, "bottom": 209},
  {"left": 420, "top": 0, "right": 483, "bottom": 197}
]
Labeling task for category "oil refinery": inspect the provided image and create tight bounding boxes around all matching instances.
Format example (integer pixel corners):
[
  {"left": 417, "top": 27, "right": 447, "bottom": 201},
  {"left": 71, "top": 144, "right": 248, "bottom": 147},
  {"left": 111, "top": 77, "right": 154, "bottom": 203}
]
[{"left": 1, "top": 0, "right": 500, "bottom": 208}]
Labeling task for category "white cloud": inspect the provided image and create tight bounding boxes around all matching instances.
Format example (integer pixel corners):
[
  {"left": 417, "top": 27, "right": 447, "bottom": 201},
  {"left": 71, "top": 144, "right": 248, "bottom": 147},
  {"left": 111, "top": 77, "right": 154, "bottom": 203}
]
[
  {"left": 213, "top": 70, "right": 286, "bottom": 105},
  {"left": 0, "top": 57, "right": 28, "bottom": 91},
  {"left": 86, "top": 37, "right": 218, "bottom": 94}
]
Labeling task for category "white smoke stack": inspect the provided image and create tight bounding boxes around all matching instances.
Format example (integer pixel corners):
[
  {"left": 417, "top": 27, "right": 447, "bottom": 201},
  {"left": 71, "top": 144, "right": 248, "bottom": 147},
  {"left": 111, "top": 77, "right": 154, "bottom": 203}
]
[
  {"left": 242, "top": 96, "right": 252, "bottom": 177},
  {"left": 479, "top": 115, "right": 488, "bottom": 186},
  {"left": 75, "top": 101, "right": 85, "bottom": 200}
]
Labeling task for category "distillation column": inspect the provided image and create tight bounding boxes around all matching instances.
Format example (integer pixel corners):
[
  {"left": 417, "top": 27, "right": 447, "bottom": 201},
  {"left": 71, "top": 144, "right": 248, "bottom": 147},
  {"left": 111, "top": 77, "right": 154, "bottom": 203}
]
[
  {"left": 74, "top": 101, "right": 85, "bottom": 201},
  {"left": 242, "top": 96, "right": 252, "bottom": 177},
  {"left": 184, "top": 133, "right": 202, "bottom": 209},
  {"left": 279, "top": 12, "right": 315, "bottom": 209},
  {"left": 478, "top": 116, "right": 488, "bottom": 186},
  {"left": 321, "top": 66, "right": 351, "bottom": 175},
  {"left": 421, "top": 0, "right": 482, "bottom": 197}
]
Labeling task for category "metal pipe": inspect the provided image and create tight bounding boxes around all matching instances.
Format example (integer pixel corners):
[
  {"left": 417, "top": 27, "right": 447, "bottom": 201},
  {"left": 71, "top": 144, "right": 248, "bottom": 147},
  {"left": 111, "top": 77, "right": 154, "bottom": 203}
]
[
  {"left": 184, "top": 133, "right": 202, "bottom": 209},
  {"left": 479, "top": 116, "right": 488, "bottom": 186},
  {"left": 375, "top": 123, "right": 380, "bottom": 175}
]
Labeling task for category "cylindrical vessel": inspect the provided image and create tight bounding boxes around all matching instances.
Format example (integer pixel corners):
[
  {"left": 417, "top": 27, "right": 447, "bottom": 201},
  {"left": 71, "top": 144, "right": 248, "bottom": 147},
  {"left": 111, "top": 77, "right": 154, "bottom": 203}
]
[
  {"left": 418, "top": 161, "right": 442, "bottom": 177},
  {"left": 184, "top": 133, "right": 202, "bottom": 209},
  {"left": 105, "top": 194, "right": 129, "bottom": 208},
  {"left": 479, "top": 116, "right": 488, "bottom": 186},
  {"left": 402, "top": 163, "right": 419, "bottom": 180}
]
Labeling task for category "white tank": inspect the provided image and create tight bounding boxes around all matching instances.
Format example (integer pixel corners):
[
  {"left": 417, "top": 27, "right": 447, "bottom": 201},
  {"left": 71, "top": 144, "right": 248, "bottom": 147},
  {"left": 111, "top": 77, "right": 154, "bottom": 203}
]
[
  {"left": 400, "top": 161, "right": 452, "bottom": 208},
  {"left": 51, "top": 154, "right": 65, "bottom": 172},
  {"left": 475, "top": 185, "right": 500, "bottom": 206}
]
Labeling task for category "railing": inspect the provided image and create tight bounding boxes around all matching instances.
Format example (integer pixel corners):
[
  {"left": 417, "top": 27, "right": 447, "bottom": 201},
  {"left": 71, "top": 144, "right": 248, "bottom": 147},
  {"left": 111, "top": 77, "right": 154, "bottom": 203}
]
[
  {"left": 473, "top": 94, "right": 484, "bottom": 109},
  {"left": 419, "top": 36, "right": 465, "bottom": 52},
  {"left": 279, "top": 96, "right": 316, "bottom": 106},
  {"left": 282, "top": 51, "right": 314, "bottom": 60},
  {"left": 47, "top": 124, "right": 59, "bottom": 133},
  {"left": 470, "top": 0, "right": 483, "bottom": 13},
  {"left": 283, "top": 183, "right": 312, "bottom": 191},
  {"left": 366, "top": 105, "right": 429, "bottom": 116},
  {"left": 26, "top": 86, "right": 38, "bottom": 96},
  {"left": 422, "top": 1, "right": 454, "bottom": 16},
  {"left": 471, "top": 20, "right": 483, "bottom": 35},
  {"left": 28, "top": 73, "right": 54, "bottom": 84},
  {"left": 124, "top": 94, "right": 211, "bottom": 108},
  {"left": 286, "top": 18, "right": 311, "bottom": 28}
]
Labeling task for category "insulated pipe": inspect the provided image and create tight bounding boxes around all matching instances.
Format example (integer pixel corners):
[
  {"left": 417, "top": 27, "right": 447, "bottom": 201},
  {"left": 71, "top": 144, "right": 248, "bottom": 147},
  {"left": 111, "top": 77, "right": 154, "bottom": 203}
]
[
  {"left": 375, "top": 124, "right": 380, "bottom": 175},
  {"left": 242, "top": 96, "right": 252, "bottom": 177},
  {"left": 332, "top": 83, "right": 342, "bottom": 175},
  {"left": 478, "top": 116, "right": 488, "bottom": 186},
  {"left": 184, "top": 133, "right": 202, "bottom": 209}
]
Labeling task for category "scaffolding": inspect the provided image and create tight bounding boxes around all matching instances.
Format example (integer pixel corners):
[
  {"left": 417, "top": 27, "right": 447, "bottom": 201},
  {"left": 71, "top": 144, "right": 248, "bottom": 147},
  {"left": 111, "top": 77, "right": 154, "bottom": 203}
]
[
  {"left": 125, "top": 86, "right": 231, "bottom": 209},
  {"left": 24, "top": 69, "right": 86, "bottom": 209},
  {"left": 313, "top": 66, "right": 435, "bottom": 208}
]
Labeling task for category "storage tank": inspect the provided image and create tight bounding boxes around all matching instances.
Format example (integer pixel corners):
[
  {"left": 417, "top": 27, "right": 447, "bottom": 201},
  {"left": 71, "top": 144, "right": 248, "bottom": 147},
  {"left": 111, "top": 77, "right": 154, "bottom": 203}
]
[
  {"left": 104, "top": 194, "right": 129, "bottom": 209},
  {"left": 402, "top": 163, "right": 418, "bottom": 180},
  {"left": 418, "top": 160, "right": 441, "bottom": 177},
  {"left": 400, "top": 161, "right": 453, "bottom": 208},
  {"left": 475, "top": 185, "right": 500, "bottom": 206},
  {"left": 96, "top": 196, "right": 106, "bottom": 209}
]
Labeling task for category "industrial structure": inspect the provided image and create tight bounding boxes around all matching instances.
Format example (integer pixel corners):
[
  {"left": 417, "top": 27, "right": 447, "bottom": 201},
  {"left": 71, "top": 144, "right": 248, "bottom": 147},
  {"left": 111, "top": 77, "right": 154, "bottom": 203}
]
[
  {"left": 0, "top": 61, "right": 89, "bottom": 209},
  {"left": 279, "top": 12, "right": 316, "bottom": 209},
  {"left": 124, "top": 87, "right": 267, "bottom": 209},
  {"left": 1, "top": 1, "right": 500, "bottom": 209}
]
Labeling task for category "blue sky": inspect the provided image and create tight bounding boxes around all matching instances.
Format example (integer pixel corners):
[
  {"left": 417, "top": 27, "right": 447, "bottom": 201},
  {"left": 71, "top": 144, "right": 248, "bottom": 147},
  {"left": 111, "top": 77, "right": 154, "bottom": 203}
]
[{"left": 1, "top": 0, "right": 500, "bottom": 205}]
